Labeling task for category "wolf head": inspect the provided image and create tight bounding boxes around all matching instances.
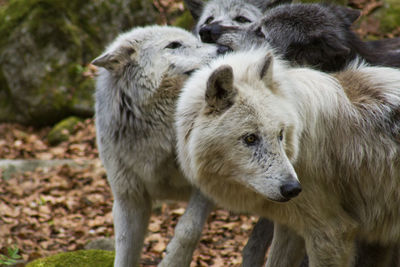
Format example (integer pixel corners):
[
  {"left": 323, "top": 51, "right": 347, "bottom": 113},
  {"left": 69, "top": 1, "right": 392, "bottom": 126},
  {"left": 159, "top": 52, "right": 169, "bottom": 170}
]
[
  {"left": 176, "top": 49, "right": 302, "bottom": 206},
  {"left": 214, "top": 3, "right": 362, "bottom": 72},
  {"left": 184, "top": 0, "right": 292, "bottom": 43},
  {"left": 92, "top": 25, "right": 219, "bottom": 89},
  {"left": 92, "top": 25, "right": 219, "bottom": 140}
]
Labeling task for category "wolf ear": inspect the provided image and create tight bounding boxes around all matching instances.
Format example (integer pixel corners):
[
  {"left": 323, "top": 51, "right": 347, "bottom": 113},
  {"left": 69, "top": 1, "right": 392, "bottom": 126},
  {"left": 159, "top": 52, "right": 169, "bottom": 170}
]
[
  {"left": 331, "top": 5, "right": 360, "bottom": 25},
  {"left": 250, "top": 0, "right": 292, "bottom": 12},
  {"left": 206, "top": 65, "right": 237, "bottom": 112},
  {"left": 259, "top": 53, "right": 274, "bottom": 88},
  {"left": 183, "top": 0, "right": 204, "bottom": 20},
  {"left": 92, "top": 45, "right": 137, "bottom": 72},
  {"left": 343, "top": 7, "right": 361, "bottom": 24}
]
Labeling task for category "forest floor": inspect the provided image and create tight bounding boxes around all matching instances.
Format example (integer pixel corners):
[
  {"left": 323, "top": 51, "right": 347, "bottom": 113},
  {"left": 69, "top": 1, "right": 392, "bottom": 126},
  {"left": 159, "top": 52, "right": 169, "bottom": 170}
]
[{"left": 0, "top": 119, "right": 258, "bottom": 266}]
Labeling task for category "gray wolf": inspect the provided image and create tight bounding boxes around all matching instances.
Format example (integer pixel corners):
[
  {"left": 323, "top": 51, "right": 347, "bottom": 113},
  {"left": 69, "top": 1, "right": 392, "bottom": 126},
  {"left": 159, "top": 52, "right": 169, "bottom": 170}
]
[
  {"left": 92, "top": 25, "right": 219, "bottom": 267},
  {"left": 207, "top": 3, "right": 400, "bottom": 71},
  {"left": 176, "top": 48, "right": 400, "bottom": 266},
  {"left": 184, "top": 0, "right": 291, "bottom": 39}
]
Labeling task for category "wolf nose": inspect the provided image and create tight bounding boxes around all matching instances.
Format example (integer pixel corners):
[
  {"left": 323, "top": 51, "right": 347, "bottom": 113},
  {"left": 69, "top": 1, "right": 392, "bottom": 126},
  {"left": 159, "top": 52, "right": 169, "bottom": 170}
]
[
  {"left": 280, "top": 181, "right": 302, "bottom": 199},
  {"left": 199, "top": 24, "right": 222, "bottom": 43}
]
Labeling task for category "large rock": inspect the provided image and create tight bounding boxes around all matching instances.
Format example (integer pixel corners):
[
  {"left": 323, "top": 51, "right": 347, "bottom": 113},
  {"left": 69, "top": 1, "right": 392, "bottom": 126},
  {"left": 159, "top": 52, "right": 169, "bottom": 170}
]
[{"left": 0, "top": 0, "right": 157, "bottom": 126}]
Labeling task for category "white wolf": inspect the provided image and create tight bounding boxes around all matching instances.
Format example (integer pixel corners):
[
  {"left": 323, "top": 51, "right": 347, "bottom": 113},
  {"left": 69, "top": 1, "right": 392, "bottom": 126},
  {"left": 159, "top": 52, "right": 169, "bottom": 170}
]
[
  {"left": 176, "top": 48, "right": 400, "bottom": 267},
  {"left": 92, "top": 25, "right": 219, "bottom": 267},
  {"left": 185, "top": 1, "right": 292, "bottom": 265}
]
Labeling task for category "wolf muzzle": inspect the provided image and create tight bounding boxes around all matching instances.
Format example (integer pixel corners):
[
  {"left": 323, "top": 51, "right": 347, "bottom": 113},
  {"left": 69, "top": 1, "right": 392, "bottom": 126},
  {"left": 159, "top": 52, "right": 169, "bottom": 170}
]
[{"left": 200, "top": 23, "right": 237, "bottom": 44}]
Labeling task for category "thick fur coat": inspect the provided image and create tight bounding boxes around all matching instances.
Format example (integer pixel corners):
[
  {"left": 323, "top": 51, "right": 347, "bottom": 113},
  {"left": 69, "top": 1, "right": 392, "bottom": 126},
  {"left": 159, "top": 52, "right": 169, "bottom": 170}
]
[
  {"left": 176, "top": 48, "right": 400, "bottom": 267},
  {"left": 93, "top": 25, "right": 218, "bottom": 267},
  {"left": 184, "top": 1, "right": 400, "bottom": 266},
  {"left": 213, "top": 3, "right": 400, "bottom": 71}
]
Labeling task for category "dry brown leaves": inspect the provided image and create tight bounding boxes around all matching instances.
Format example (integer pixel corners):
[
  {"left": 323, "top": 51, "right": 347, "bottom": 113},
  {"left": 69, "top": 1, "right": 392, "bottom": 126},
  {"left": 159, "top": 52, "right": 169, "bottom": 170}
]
[
  {"left": 0, "top": 160, "right": 112, "bottom": 263},
  {"left": 0, "top": 119, "right": 97, "bottom": 160},
  {"left": 0, "top": 118, "right": 259, "bottom": 266}
]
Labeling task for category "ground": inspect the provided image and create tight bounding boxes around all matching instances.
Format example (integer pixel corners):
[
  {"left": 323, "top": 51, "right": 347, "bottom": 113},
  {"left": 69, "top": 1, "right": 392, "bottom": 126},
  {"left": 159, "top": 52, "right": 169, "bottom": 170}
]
[{"left": 0, "top": 119, "right": 259, "bottom": 266}]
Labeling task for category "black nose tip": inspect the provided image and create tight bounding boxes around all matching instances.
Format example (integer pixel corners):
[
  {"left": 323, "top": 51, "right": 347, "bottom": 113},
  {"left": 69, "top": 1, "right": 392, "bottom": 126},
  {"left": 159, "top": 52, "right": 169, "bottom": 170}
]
[
  {"left": 199, "top": 24, "right": 222, "bottom": 43},
  {"left": 217, "top": 45, "right": 232, "bottom": 55},
  {"left": 280, "top": 181, "right": 302, "bottom": 199}
]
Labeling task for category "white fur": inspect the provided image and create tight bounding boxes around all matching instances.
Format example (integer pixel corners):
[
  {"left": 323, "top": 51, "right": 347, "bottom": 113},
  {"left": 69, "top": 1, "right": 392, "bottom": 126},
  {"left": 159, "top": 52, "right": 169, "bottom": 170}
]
[
  {"left": 176, "top": 47, "right": 400, "bottom": 266},
  {"left": 94, "top": 25, "right": 217, "bottom": 267}
]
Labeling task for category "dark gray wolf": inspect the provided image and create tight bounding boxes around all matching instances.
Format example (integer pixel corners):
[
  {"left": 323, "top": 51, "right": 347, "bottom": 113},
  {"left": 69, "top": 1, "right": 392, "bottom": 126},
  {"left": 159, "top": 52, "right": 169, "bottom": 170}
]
[
  {"left": 93, "top": 25, "right": 219, "bottom": 267},
  {"left": 176, "top": 47, "right": 400, "bottom": 267},
  {"left": 211, "top": 3, "right": 400, "bottom": 71}
]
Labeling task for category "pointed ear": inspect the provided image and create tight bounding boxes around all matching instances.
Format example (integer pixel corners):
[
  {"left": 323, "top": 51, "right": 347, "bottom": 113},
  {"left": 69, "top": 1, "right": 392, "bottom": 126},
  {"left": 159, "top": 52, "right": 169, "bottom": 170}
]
[
  {"left": 343, "top": 7, "right": 361, "bottom": 23},
  {"left": 331, "top": 5, "right": 360, "bottom": 25},
  {"left": 206, "top": 65, "right": 237, "bottom": 112},
  {"left": 250, "top": 0, "right": 292, "bottom": 12},
  {"left": 183, "top": 0, "right": 204, "bottom": 21},
  {"left": 259, "top": 53, "right": 274, "bottom": 88},
  {"left": 92, "top": 45, "right": 137, "bottom": 72}
]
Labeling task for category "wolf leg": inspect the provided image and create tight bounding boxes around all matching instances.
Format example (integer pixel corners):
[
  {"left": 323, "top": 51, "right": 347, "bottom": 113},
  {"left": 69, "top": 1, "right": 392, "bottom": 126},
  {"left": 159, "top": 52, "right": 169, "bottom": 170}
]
[
  {"left": 355, "top": 242, "right": 399, "bottom": 267},
  {"left": 265, "top": 223, "right": 306, "bottom": 267},
  {"left": 158, "top": 189, "right": 214, "bottom": 267},
  {"left": 113, "top": 193, "right": 152, "bottom": 267},
  {"left": 304, "top": 227, "right": 356, "bottom": 267},
  {"left": 242, "top": 217, "right": 274, "bottom": 267}
]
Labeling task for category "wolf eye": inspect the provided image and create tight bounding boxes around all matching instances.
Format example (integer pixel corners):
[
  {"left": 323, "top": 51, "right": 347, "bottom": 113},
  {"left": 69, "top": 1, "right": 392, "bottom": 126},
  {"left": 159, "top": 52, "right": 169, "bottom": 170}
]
[
  {"left": 234, "top": 16, "right": 251, "bottom": 23},
  {"left": 278, "top": 129, "right": 284, "bottom": 141},
  {"left": 165, "top": 41, "right": 182, "bottom": 49},
  {"left": 255, "top": 27, "right": 265, "bottom": 38},
  {"left": 243, "top": 134, "right": 259, "bottom": 146},
  {"left": 205, "top": 16, "right": 214, "bottom": 24}
]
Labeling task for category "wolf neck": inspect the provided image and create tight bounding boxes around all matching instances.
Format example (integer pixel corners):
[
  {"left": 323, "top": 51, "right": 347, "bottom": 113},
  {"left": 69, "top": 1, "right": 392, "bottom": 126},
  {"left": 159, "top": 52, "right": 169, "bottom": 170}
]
[
  {"left": 285, "top": 66, "right": 400, "bottom": 179},
  {"left": 105, "top": 69, "right": 183, "bottom": 134},
  {"left": 282, "top": 67, "right": 344, "bottom": 142}
]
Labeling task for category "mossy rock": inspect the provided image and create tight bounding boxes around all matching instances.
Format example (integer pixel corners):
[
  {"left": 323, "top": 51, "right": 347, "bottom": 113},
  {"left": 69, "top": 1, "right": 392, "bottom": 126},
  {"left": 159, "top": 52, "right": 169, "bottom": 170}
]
[
  {"left": 173, "top": 10, "right": 195, "bottom": 31},
  {"left": 26, "top": 250, "right": 114, "bottom": 267},
  {"left": 376, "top": 0, "right": 400, "bottom": 33},
  {"left": 0, "top": 0, "right": 157, "bottom": 126},
  {"left": 47, "top": 116, "right": 81, "bottom": 145}
]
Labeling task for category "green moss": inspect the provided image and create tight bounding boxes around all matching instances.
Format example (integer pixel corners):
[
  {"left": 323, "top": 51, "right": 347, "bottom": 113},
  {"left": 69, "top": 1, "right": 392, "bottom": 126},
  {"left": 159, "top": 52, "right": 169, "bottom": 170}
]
[
  {"left": 378, "top": 0, "right": 400, "bottom": 33},
  {"left": 0, "top": 0, "right": 157, "bottom": 125},
  {"left": 26, "top": 250, "right": 114, "bottom": 267},
  {"left": 0, "top": 69, "right": 17, "bottom": 122},
  {"left": 173, "top": 10, "right": 195, "bottom": 31},
  {"left": 47, "top": 116, "right": 81, "bottom": 145}
]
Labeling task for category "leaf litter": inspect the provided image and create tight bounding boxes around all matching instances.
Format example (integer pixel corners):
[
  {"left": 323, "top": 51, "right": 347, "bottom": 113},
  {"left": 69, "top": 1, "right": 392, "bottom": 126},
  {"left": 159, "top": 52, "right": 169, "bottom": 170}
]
[{"left": 0, "top": 119, "right": 259, "bottom": 266}]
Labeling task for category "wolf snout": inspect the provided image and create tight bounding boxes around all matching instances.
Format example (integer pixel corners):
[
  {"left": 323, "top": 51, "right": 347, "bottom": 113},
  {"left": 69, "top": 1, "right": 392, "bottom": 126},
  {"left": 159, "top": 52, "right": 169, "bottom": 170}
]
[
  {"left": 199, "top": 24, "right": 222, "bottom": 43},
  {"left": 280, "top": 180, "right": 302, "bottom": 199}
]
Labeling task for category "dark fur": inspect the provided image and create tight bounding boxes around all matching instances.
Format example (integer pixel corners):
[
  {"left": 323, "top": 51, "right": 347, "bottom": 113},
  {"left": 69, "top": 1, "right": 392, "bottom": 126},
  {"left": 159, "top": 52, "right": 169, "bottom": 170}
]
[
  {"left": 260, "top": 4, "right": 400, "bottom": 71},
  {"left": 215, "top": 3, "right": 400, "bottom": 72},
  {"left": 367, "top": 37, "right": 400, "bottom": 52}
]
